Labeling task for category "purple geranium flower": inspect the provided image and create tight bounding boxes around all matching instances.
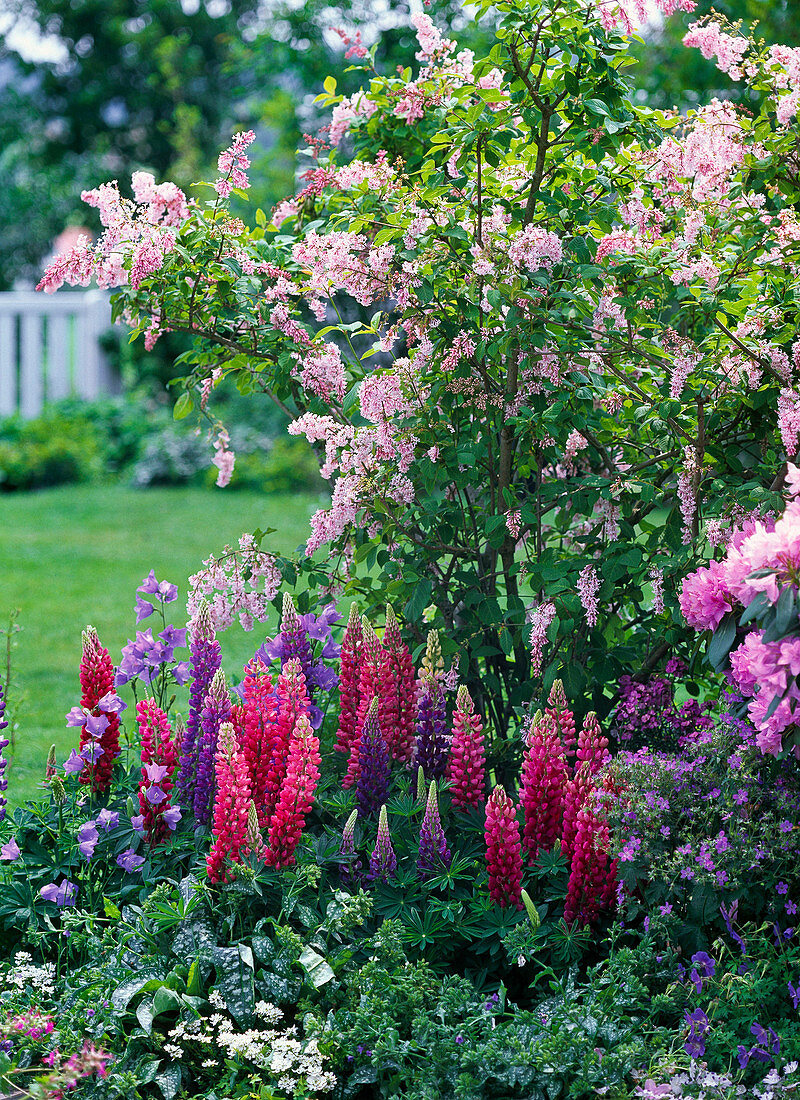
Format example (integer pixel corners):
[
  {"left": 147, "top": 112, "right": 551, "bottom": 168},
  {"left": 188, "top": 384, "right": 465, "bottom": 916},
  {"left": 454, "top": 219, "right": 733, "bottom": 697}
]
[
  {"left": 117, "top": 848, "right": 145, "bottom": 873},
  {"left": 789, "top": 980, "right": 799, "bottom": 1010}
]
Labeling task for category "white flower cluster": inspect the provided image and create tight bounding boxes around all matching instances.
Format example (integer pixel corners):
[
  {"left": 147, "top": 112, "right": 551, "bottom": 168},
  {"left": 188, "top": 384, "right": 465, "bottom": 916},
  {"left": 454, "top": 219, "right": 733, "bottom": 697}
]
[
  {"left": 162, "top": 992, "right": 335, "bottom": 1097},
  {"left": 1, "top": 952, "right": 56, "bottom": 997}
]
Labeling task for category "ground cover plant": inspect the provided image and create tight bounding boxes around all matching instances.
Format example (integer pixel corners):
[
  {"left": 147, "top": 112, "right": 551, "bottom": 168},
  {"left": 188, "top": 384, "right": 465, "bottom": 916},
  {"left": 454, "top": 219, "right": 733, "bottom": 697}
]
[{"left": 3, "top": 0, "right": 800, "bottom": 1093}]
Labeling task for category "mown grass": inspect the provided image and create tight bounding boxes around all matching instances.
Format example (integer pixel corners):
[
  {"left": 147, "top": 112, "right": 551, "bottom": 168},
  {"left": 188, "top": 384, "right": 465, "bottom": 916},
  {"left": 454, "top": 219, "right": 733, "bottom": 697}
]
[{"left": 0, "top": 485, "right": 320, "bottom": 806}]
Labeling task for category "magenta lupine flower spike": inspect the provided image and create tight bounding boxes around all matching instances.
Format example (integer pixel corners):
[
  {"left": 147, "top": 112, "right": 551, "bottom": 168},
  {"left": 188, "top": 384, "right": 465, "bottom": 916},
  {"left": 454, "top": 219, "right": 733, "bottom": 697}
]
[
  {"left": 334, "top": 604, "right": 362, "bottom": 756},
  {"left": 343, "top": 618, "right": 383, "bottom": 789},
  {"left": 177, "top": 600, "right": 221, "bottom": 805},
  {"left": 339, "top": 808, "right": 361, "bottom": 885},
  {"left": 381, "top": 605, "right": 417, "bottom": 762},
  {"left": 520, "top": 710, "right": 567, "bottom": 863},
  {"left": 561, "top": 764, "right": 593, "bottom": 861},
  {"left": 413, "top": 675, "right": 449, "bottom": 781},
  {"left": 137, "top": 698, "right": 178, "bottom": 846},
  {"left": 369, "top": 805, "right": 398, "bottom": 882},
  {"left": 0, "top": 671, "right": 8, "bottom": 823},
  {"left": 546, "top": 679, "right": 576, "bottom": 767},
  {"left": 193, "top": 669, "right": 231, "bottom": 826},
  {"left": 263, "top": 658, "right": 311, "bottom": 822},
  {"left": 564, "top": 797, "right": 618, "bottom": 926},
  {"left": 265, "top": 713, "right": 321, "bottom": 869},
  {"left": 78, "top": 626, "right": 120, "bottom": 792},
  {"left": 356, "top": 697, "right": 391, "bottom": 819},
  {"left": 417, "top": 780, "right": 451, "bottom": 876},
  {"left": 484, "top": 785, "right": 524, "bottom": 909},
  {"left": 280, "top": 593, "right": 315, "bottom": 697},
  {"left": 447, "top": 685, "right": 485, "bottom": 810},
  {"left": 207, "top": 722, "right": 252, "bottom": 883},
  {"left": 575, "top": 712, "right": 610, "bottom": 775}
]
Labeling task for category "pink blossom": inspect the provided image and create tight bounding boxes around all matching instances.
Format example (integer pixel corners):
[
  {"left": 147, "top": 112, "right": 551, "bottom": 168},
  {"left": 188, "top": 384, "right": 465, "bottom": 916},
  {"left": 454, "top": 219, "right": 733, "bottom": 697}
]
[
  {"left": 211, "top": 429, "right": 235, "bottom": 488},
  {"left": 215, "top": 130, "right": 256, "bottom": 196},
  {"left": 679, "top": 559, "right": 731, "bottom": 630},
  {"left": 577, "top": 565, "right": 600, "bottom": 628}
]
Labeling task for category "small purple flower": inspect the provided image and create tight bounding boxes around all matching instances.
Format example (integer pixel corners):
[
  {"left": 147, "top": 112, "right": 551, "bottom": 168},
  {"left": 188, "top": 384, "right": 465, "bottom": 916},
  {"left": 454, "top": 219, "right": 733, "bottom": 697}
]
[
  {"left": 77, "top": 822, "right": 99, "bottom": 860},
  {"left": 130, "top": 814, "right": 145, "bottom": 832},
  {"left": 145, "top": 785, "right": 166, "bottom": 806},
  {"left": 777, "top": 882, "right": 789, "bottom": 895},
  {"left": 779, "top": 820, "right": 793, "bottom": 834},
  {"left": 95, "top": 809, "right": 119, "bottom": 832},
  {"left": 66, "top": 706, "right": 88, "bottom": 727},
  {"left": 144, "top": 762, "right": 168, "bottom": 785},
  {"left": 455, "top": 1035, "right": 464, "bottom": 1045},
  {"left": 162, "top": 805, "right": 182, "bottom": 831},
  {"left": 691, "top": 951, "right": 715, "bottom": 979},
  {"left": 787, "top": 901, "right": 798, "bottom": 917},
  {"left": 84, "top": 713, "right": 109, "bottom": 739},
  {"left": 172, "top": 661, "right": 191, "bottom": 686},
  {"left": 789, "top": 980, "right": 799, "bottom": 1010},
  {"left": 135, "top": 594, "right": 154, "bottom": 623},
  {"left": 733, "top": 789, "right": 748, "bottom": 805},
  {"left": 80, "top": 743, "right": 105, "bottom": 764},
  {"left": 97, "top": 692, "right": 126, "bottom": 714},
  {"left": 0, "top": 837, "right": 21, "bottom": 861},
  {"left": 116, "top": 848, "right": 145, "bottom": 873},
  {"left": 40, "top": 879, "right": 77, "bottom": 907},
  {"left": 159, "top": 625, "right": 187, "bottom": 649},
  {"left": 63, "top": 749, "right": 85, "bottom": 775}
]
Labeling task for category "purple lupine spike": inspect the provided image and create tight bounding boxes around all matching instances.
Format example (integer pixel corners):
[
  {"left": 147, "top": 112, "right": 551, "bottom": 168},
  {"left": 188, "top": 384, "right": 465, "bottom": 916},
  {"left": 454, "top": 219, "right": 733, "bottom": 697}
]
[
  {"left": 0, "top": 672, "right": 8, "bottom": 823},
  {"left": 280, "top": 593, "right": 315, "bottom": 699},
  {"left": 177, "top": 601, "right": 221, "bottom": 805},
  {"left": 417, "top": 780, "right": 451, "bottom": 877},
  {"left": 369, "top": 805, "right": 397, "bottom": 882},
  {"left": 356, "top": 697, "right": 391, "bottom": 819},
  {"left": 339, "top": 808, "right": 362, "bottom": 886},
  {"left": 193, "top": 669, "right": 231, "bottom": 826},
  {"left": 413, "top": 676, "right": 449, "bottom": 781}
]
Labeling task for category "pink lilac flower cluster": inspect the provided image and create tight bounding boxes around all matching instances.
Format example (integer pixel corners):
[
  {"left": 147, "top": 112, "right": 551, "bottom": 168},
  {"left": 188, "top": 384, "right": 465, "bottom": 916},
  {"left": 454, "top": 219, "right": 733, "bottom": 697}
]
[
  {"left": 187, "top": 534, "right": 283, "bottom": 631},
  {"left": 214, "top": 130, "right": 256, "bottom": 198},
  {"left": 681, "top": 465, "right": 800, "bottom": 754}
]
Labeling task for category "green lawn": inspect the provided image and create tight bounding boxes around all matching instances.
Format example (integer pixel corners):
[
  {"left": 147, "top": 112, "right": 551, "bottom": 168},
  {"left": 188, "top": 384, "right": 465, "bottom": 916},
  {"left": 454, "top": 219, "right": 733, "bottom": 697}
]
[{"left": 0, "top": 485, "right": 320, "bottom": 807}]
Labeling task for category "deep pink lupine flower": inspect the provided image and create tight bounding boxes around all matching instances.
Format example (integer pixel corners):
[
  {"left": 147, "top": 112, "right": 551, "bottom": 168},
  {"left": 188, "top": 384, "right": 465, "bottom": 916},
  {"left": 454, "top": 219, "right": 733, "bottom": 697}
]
[
  {"left": 343, "top": 619, "right": 383, "bottom": 789},
  {"left": 564, "top": 798, "right": 618, "bottom": 926},
  {"left": 562, "top": 764, "right": 593, "bottom": 861},
  {"left": 263, "top": 658, "right": 311, "bottom": 822},
  {"left": 207, "top": 721, "right": 252, "bottom": 883},
  {"left": 520, "top": 711, "right": 567, "bottom": 862},
  {"left": 78, "top": 626, "right": 120, "bottom": 792},
  {"left": 334, "top": 603, "right": 362, "bottom": 755},
  {"left": 447, "top": 685, "right": 486, "bottom": 809},
  {"left": 575, "top": 711, "right": 610, "bottom": 775},
  {"left": 381, "top": 605, "right": 417, "bottom": 762},
  {"left": 239, "top": 660, "right": 277, "bottom": 829},
  {"left": 265, "top": 713, "right": 321, "bottom": 869},
  {"left": 137, "top": 698, "right": 178, "bottom": 846},
  {"left": 484, "top": 785, "right": 523, "bottom": 909},
  {"left": 546, "top": 679, "right": 576, "bottom": 765}
]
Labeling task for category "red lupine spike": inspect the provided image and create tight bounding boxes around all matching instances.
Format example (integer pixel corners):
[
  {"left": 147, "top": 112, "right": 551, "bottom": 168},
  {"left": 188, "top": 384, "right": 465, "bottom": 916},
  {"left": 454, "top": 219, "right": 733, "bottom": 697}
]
[
  {"left": 576, "top": 711, "right": 610, "bottom": 775},
  {"left": 137, "top": 698, "right": 178, "bottom": 846},
  {"left": 520, "top": 710, "right": 567, "bottom": 862},
  {"left": 207, "top": 722, "right": 253, "bottom": 884},
  {"left": 561, "top": 763, "right": 593, "bottom": 861},
  {"left": 334, "top": 603, "right": 363, "bottom": 755},
  {"left": 263, "top": 659, "right": 310, "bottom": 822},
  {"left": 484, "top": 785, "right": 523, "bottom": 910},
  {"left": 546, "top": 678, "right": 576, "bottom": 767},
  {"left": 381, "top": 605, "right": 417, "bottom": 763},
  {"left": 240, "top": 666, "right": 277, "bottom": 830},
  {"left": 447, "top": 685, "right": 486, "bottom": 809},
  {"left": 563, "top": 796, "right": 618, "bottom": 927},
  {"left": 343, "top": 618, "right": 383, "bottom": 789},
  {"left": 265, "top": 713, "right": 321, "bottom": 869},
  {"left": 230, "top": 703, "right": 245, "bottom": 737},
  {"left": 78, "top": 626, "right": 120, "bottom": 792}
]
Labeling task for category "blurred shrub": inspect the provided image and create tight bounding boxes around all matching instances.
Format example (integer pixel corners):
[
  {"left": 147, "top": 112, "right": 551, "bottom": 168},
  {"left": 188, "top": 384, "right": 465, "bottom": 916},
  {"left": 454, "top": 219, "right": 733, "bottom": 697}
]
[
  {"left": 0, "top": 410, "right": 102, "bottom": 490},
  {"left": 205, "top": 437, "right": 325, "bottom": 494}
]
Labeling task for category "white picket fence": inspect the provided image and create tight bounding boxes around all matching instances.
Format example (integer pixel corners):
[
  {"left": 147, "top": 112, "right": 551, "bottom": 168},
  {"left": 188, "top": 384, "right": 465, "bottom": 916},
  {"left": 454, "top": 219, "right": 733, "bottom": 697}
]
[{"left": 0, "top": 290, "right": 118, "bottom": 419}]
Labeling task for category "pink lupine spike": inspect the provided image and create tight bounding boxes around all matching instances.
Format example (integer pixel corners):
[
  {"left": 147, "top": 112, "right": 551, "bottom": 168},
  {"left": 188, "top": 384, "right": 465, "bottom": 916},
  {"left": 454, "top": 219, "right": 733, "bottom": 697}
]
[
  {"left": 563, "top": 796, "right": 618, "bottom": 927},
  {"left": 265, "top": 713, "right": 321, "bottom": 869},
  {"left": 576, "top": 711, "right": 610, "bottom": 775},
  {"left": 561, "top": 763, "right": 593, "bottom": 861},
  {"left": 334, "top": 603, "right": 362, "bottom": 755},
  {"left": 546, "top": 678, "right": 576, "bottom": 766},
  {"left": 207, "top": 722, "right": 253, "bottom": 884},
  {"left": 447, "top": 685, "right": 486, "bottom": 809},
  {"left": 381, "top": 605, "right": 418, "bottom": 762},
  {"left": 520, "top": 710, "right": 567, "bottom": 863},
  {"left": 263, "top": 658, "right": 310, "bottom": 822},
  {"left": 484, "top": 785, "right": 523, "bottom": 909},
  {"left": 78, "top": 626, "right": 120, "bottom": 792},
  {"left": 240, "top": 662, "right": 277, "bottom": 829},
  {"left": 137, "top": 698, "right": 178, "bottom": 846},
  {"left": 343, "top": 619, "right": 383, "bottom": 789}
]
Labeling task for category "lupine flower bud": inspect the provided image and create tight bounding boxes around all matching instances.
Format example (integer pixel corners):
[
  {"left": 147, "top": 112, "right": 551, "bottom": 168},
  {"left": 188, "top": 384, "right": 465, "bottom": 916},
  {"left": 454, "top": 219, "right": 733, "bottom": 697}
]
[
  {"left": 207, "top": 722, "right": 252, "bottom": 884},
  {"left": 484, "top": 785, "right": 523, "bottom": 909},
  {"left": 334, "top": 604, "right": 362, "bottom": 755},
  {"left": 546, "top": 679, "right": 576, "bottom": 765},
  {"left": 564, "top": 797, "right": 617, "bottom": 927},
  {"left": 78, "top": 626, "right": 120, "bottom": 792},
  {"left": 49, "top": 775, "right": 66, "bottom": 805},
  {"left": 369, "top": 805, "right": 397, "bottom": 882},
  {"left": 193, "top": 669, "right": 231, "bottom": 826},
  {"left": 413, "top": 675, "right": 449, "bottom": 780},
  {"left": 355, "top": 698, "right": 391, "bottom": 819},
  {"left": 177, "top": 600, "right": 221, "bottom": 805},
  {"left": 339, "top": 808, "right": 361, "bottom": 885},
  {"left": 420, "top": 629, "right": 444, "bottom": 681},
  {"left": 265, "top": 713, "right": 321, "bottom": 870},
  {"left": 416, "top": 765, "right": 427, "bottom": 805},
  {"left": 246, "top": 800, "right": 264, "bottom": 856},
  {"left": 417, "top": 781, "right": 451, "bottom": 876},
  {"left": 447, "top": 685, "right": 485, "bottom": 809},
  {"left": 45, "top": 744, "right": 57, "bottom": 781},
  {"left": 521, "top": 889, "right": 540, "bottom": 930},
  {"left": 520, "top": 711, "right": 567, "bottom": 863}
]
